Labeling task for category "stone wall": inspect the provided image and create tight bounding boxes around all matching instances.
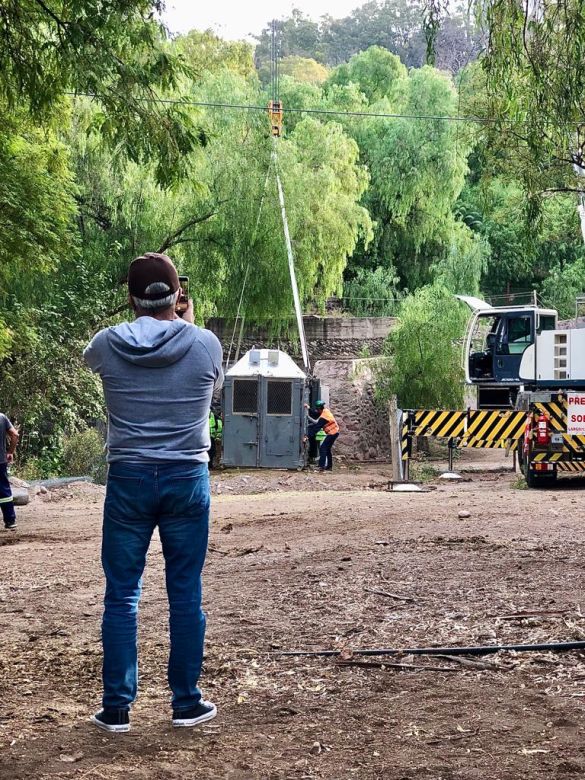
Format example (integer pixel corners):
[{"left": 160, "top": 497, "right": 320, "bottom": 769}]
[
  {"left": 206, "top": 315, "right": 396, "bottom": 363},
  {"left": 313, "top": 358, "right": 390, "bottom": 462}
]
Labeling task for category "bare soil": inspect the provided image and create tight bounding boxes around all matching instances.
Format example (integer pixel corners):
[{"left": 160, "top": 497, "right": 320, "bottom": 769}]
[{"left": 2, "top": 458, "right": 585, "bottom": 779}]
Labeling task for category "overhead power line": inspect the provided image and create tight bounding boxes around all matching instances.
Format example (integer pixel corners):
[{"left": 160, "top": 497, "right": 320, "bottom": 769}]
[{"left": 68, "top": 92, "right": 502, "bottom": 125}]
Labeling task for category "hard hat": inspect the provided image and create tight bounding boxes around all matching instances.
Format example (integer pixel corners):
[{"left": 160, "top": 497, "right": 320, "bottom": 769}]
[{"left": 316, "top": 400, "right": 325, "bottom": 407}]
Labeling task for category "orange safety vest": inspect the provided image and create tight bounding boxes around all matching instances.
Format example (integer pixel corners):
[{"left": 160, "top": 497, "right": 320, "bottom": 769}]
[{"left": 319, "top": 408, "right": 339, "bottom": 436}]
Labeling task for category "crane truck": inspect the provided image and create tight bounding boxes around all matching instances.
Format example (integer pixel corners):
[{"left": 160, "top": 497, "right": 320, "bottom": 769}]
[{"left": 458, "top": 295, "right": 585, "bottom": 487}]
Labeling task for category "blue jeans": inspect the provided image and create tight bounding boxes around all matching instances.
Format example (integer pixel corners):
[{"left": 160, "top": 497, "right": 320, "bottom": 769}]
[
  {"left": 319, "top": 433, "right": 339, "bottom": 470},
  {"left": 101, "top": 461, "right": 210, "bottom": 712}
]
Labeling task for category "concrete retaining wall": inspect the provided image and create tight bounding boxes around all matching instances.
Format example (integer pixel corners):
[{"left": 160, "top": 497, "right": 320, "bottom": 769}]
[{"left": 207, "top": 315, "right": 396, "bottom": 362}]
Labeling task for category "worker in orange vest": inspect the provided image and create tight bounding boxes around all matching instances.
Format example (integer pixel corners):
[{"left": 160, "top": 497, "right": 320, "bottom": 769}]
[{"left": 305, "top": 401, "right": 340, "bottom": 472}]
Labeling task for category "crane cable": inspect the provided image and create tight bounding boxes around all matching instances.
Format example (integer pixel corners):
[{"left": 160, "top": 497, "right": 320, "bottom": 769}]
[
  {"left": 224, "top": 159, "right": 273, "bottom": 370},
  {"left": 268, "top": 20, "right": 310, "bottom": 372},
  {"left": 273, "top": 145, "right": 310, "bottom": 372},
  {"left": 228, "top": 20, "right": 311, "bottom": 373}
]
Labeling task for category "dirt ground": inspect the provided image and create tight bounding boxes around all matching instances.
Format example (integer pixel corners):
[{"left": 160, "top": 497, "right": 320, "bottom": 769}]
[{"left": 2, "top": 456, "right": 585, "bottom": 779}]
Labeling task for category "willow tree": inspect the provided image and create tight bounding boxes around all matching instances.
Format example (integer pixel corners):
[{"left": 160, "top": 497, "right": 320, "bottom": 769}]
[
  {"left": 378, "top": 284, "right": 469, "bottom": 409},
  {"left": 0, "top": 0, "right": 205, "bottom": 184},
  {"left": 428, "top": 0, "right": 585, "bottom": 205},
  {"left": 69, "top": 60, "right": 372, "bottom": 326},
  {"left": 338, "top": 55, "right": 474, "bottom": 289},
  {"left": 196, "top": 115, "right": 373, "bottom": 321}
]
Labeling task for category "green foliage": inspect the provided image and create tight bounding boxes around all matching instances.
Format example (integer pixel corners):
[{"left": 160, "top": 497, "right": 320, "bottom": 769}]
[
  {"left": 62, "top": 429, "right": 107, "bottom": 484},
  {"left": 16, "top": 456, "right": 60, "bottom": 482},
  {"left": 456, "top": 177, "right": 585, "bottom": 296},
  {"left": 340, "top": 59, "right": 473, "bottom": 289},
  {"left": 278, "top": 57, "right": 329, "bottom": 84},
  {"left": 475, "top": 0, "right": 585, "bottom": 192},
  {"left": 431, "top": 223, "right": 490, "bottom": 295},
  {"left": 255, "top": 2, "right": 482, "bottom": 72},
  {"left": 3, "top": 4, "right": 585, "bottom": 474},
  {"left": 68, "top": 64, "right": 372, "bottom": 324},
  {"left": 0, "top": 107, "right": 77, "bottom": 291},
  {"left": 409, "top": 462, "right": 440, "bottom": 482},
  {"left": 174, "top": 30, "right": 256, "bottom": 78},
  {"left": 427, "top": 0, "right": 585, "bottom": 221},
  {"left": 511, "top": 474, "right": 528, "bottom": 490},
  {"left": 0, "top": 295, "right": 106, "bottom": 468},
  {"left": 378, "top": 285, "right": 468, "bottom": 408},
  {"left": 327, "top": 46, "right": 407, "bottom": 103},
  {"left": 540, "top": 259, "right": 585, "bottom": 320},
  {"left": 0, "top": 0, "right": 208, "bottom": 186},
  {"left": 255, "top": 10, "right": 321, "bottom": 68},
  {"left": 343, "top": 267, "right": 401, "bottom": 315}
]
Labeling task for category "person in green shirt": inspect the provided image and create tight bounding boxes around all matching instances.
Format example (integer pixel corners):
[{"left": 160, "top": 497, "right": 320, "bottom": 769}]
[{"left": 208, "top": 409, "right": 222, "bottom": 470}]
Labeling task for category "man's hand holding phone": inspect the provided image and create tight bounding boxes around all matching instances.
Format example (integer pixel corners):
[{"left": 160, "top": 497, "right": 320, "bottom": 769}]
[
  {"left": 176, "top": 275, "right": 193, "bottom": 323},
  {"left": 181, "top": 299, "right": 194, "bottom": 324}
]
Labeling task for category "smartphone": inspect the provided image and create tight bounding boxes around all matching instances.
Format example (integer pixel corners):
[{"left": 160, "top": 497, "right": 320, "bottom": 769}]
[{"left": 176, "top": 275, "right": 189, "bottom": 315}]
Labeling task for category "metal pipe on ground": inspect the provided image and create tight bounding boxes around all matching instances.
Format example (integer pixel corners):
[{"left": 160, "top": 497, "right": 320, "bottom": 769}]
[{"left": 275, "top": 640, "right": 585, "bottom": 658}]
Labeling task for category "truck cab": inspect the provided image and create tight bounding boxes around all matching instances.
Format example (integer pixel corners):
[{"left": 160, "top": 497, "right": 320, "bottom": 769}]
[{"left": 459, "top": 297, "right": 558, "bottom": 407}]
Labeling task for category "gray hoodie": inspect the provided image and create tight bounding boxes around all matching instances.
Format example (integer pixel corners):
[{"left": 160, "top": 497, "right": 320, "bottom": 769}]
[{"left": 84, "top": 317, "right": 223, "bottom": 463}]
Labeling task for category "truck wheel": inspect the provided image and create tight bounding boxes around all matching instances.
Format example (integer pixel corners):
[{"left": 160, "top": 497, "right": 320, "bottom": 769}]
[{"left": 526, "top": 466, "right": 557, "bottom": 488}]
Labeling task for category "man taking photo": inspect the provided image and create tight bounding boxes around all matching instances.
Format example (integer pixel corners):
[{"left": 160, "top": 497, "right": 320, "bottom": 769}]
[{"left": 84, "top": 252, "right": 223, "bottom": 733}]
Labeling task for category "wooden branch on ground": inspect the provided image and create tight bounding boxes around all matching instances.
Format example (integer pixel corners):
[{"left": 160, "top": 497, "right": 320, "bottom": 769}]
[
  {"left": 435, "top": 654, "right": 498, "bottom": 671},
  {"left": 336, "top": 659, "right": 459, "bottom": 673},
  {"left": 364, "top": 587, "right": 415, "bottom": 603}
]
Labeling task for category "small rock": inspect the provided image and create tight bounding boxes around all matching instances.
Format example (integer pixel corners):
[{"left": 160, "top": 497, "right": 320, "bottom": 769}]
[
  {"left": 12, "top": 487, "right": 29, "bottom": 506},
  {"left": 477, "top": 628, "right": 497, "bottom": 641},
  {"left": 310, "top": 741, "right": 322, "bottom": 755},
  {"left": 59, "top": 751, "right": 84, "bottom": 763},
  {"left": 221, "top": 523, "right": 233, "bottom": 535},
  {"left": 458, "top": 510, "right": 471, "bottom": 519}
]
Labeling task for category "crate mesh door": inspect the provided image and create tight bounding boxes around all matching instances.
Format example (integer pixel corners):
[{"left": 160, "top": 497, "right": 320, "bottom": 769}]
[
  {"left": 267, "top": 381, "right": 292, "bottom": 415},
  {"left": 233, "top": 379, "right": 258, "bottom": 414}
]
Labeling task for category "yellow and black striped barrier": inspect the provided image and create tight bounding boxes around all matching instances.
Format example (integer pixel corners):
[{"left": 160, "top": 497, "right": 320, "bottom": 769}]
[
  {"left": 465, "top": 410, "right": 525, "bottom": 445},
  {"left": 461, "top": 437, "right": 521, "bottom": 450},
  {"left": 534, "top": 397, "right": 567, "bottom": 431},
  {"left": 410, "top": 410, "right": 467, "bottom": 438},
  {"left": 531, "top": 451, "right": 564, "bottom": 463},
  {"left": 401, "top": 422, "right": 410, "bottom": 461},
  {"left": 404, "top": 409, "right": 526, "bottom": 449},
  {"left": 400, "top": 396, "right": 585, "bottom": 477}
]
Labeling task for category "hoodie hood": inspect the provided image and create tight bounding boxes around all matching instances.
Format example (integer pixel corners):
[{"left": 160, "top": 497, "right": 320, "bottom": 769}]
[{"left": 107, "top": 318, "right": 198, "bottom": 367}]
